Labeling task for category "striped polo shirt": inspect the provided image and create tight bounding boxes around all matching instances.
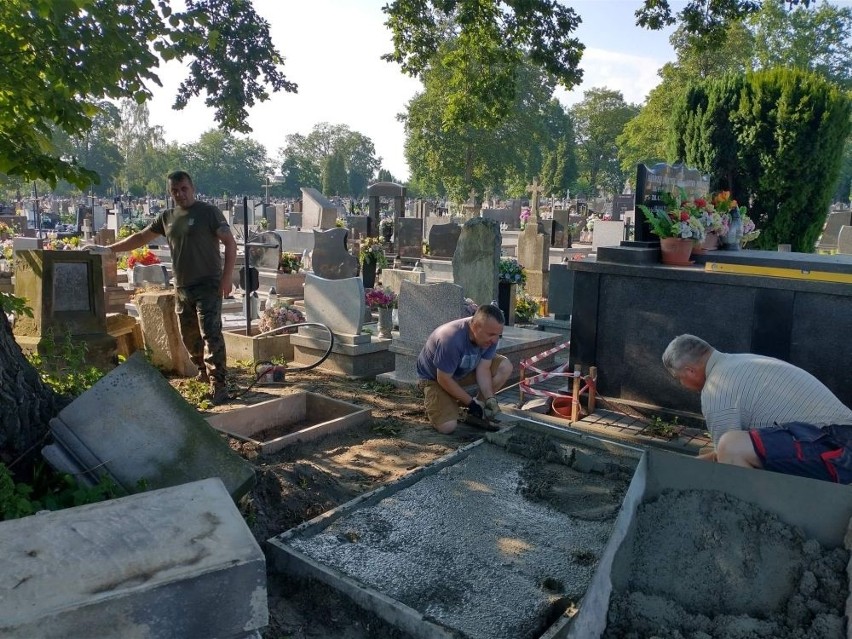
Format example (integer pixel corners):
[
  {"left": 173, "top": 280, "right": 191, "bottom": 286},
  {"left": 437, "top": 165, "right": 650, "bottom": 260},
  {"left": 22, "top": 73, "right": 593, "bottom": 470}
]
[{"left": 701, "top": 351, "right": 852, "bottom": 444}]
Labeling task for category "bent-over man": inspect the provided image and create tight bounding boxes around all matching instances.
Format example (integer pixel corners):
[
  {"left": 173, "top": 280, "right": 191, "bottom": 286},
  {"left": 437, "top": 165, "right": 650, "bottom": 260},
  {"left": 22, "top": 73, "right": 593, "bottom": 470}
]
[{"left": 663, "top": 334, "right": 852, "bottom": 483}]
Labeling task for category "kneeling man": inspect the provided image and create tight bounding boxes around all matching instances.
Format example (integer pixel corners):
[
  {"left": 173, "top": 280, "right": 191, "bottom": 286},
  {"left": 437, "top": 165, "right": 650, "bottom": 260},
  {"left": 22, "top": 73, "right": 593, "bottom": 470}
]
[
  {"left": 663, "top": 334, "right": 852, "bottom": 483},
  {"left": 417, "top": 304, "right": 513, "bottom": 434}
]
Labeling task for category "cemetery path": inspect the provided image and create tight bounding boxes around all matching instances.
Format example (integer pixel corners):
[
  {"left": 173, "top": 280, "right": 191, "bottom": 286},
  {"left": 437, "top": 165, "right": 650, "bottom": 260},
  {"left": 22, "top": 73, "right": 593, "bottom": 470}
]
[{"left": 195, "top": 368, "right": 484, "bottom": 639}]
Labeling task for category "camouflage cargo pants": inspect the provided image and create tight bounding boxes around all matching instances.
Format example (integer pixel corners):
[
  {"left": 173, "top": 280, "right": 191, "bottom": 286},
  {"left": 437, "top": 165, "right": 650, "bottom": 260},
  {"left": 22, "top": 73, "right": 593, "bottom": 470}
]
[{"left": 175, "top": 282, "right": 226, "bottom": 383}]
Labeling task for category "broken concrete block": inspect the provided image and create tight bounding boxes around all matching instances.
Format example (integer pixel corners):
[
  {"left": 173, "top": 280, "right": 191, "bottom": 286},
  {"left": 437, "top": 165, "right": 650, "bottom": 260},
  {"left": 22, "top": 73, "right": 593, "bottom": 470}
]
[
  {"left": 45, "top": 352, "right": 255, "bottom": 500},
  {"left": 0, "top": 478, "right": 267, "bottom": 639}
]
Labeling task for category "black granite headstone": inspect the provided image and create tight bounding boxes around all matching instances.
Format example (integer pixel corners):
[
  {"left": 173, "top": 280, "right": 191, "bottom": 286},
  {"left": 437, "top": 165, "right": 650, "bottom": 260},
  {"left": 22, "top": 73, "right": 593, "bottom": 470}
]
[
  {"left": 611, "top": 194, "right": 634, "bottom": 221},
  {"left": 311, "top": 228, "right": 359, "bottom": 280},
  {"left": 396, "top": 217, "right": 423, "bottom": 260},
  {"left": 634, "top": 162, "right": 710, "bottom": 243},
  {"left": 428, "top": 223, "right": 462, "bottom": 260}
]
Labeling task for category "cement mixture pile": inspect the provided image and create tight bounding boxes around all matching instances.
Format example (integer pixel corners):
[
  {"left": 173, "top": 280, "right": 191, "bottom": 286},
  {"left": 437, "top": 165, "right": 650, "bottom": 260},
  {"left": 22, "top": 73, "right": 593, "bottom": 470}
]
[
  {"left": 604, "top": 489, "right": 849, "bottom": 639},
  {"left": 285, "top": 433, "right": 637, "bottom": 639}
]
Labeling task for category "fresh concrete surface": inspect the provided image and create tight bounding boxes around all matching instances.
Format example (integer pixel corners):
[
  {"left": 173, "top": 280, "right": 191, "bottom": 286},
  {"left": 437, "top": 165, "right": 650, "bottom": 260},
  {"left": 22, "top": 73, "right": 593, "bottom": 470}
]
[
  {"left": 270, "top": 427, "right": 638, "bottom": 639},
  {"left": 0, "top": 478, "right": 267, "bottom": 639}
]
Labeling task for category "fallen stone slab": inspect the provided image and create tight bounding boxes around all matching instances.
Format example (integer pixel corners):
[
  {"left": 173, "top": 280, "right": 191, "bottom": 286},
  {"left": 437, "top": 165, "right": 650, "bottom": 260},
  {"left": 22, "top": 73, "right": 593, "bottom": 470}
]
[
  {"left": 0, "top": 478, "right": 267, "bottom": 639},
  {"left": 43, "top": 351, "right": 255, "bottom": 500}
]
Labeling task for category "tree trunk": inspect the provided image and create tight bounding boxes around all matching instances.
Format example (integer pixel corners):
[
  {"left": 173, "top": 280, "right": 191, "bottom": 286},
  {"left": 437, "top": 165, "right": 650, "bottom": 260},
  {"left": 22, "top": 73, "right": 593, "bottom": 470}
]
[{"left": 0, "top": 313, "right": 62, "bottom": 462}]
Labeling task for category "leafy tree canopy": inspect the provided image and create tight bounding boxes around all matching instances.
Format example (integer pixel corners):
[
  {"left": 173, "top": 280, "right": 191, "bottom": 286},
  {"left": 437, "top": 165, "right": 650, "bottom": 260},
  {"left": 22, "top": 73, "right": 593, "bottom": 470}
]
[{"left": 0, "top": 0, "right": 296, "bottom": 189}]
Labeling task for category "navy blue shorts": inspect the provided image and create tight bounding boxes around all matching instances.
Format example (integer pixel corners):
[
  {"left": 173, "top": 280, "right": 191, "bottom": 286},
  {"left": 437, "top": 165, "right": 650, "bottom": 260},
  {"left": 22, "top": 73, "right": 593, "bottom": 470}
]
[{"left": 749, "top": 422, "right": 852, "bottom": 484}]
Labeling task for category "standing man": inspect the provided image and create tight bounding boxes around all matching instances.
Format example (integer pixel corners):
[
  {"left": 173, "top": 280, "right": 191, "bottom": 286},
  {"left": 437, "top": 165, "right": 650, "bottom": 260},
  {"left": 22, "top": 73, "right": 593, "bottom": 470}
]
[
  {"left": 662, "top": 334, "right": 852, "bottom": 483},
  {"left": 417, "top": 304, "right": 513, "bottom": 434},
  {"left": 97, "top": 171, "right": 237, "bottom": 405}
]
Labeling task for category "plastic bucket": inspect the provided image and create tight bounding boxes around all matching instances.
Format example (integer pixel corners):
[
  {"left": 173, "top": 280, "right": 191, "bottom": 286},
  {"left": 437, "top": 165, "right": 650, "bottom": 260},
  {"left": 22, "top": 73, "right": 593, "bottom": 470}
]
[{"left": 551, "top": 395, "right": 575, "bottom": 419}]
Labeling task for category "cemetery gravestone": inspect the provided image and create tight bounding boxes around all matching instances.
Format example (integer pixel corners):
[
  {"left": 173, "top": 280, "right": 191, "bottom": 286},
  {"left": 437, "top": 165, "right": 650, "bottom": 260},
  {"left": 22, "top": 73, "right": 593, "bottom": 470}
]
[
  {"left": 452, "top": 218, "right": 501, "bottom": 305},
  {"left": 551, "top": 209, "right": 571, "bottom": 248},
  {"left": 517, "top": 223, "right": 550, "bottom": 298},
  {"left": 395, "top": 217, "right": 423, "bottom": 260},
  {"left": 300, "top": 188, "right": 338, "bottom": 229},
  {"left": 302, "top": 273, "right": 365, "bottom": 337},
  {"left": 288, "top": 212, "right": 303, "bottom": 229},
  {"left": 428, "top": 223, "right": 462, "bottom": 259},
  {"left": 347, "top": 215, "right": 371, "bottom": 239},
  {"left": 310, "top": 228, "right": 359, "bottom": 280},
  {"left": 13, "top": 250, "right": 116, "bottom": 368},
  {"left": 611, "top": 194, "right": 634, "bottom": 221},
  {"left": 248, "top": 231, "right": 282, "bottom": 270}
]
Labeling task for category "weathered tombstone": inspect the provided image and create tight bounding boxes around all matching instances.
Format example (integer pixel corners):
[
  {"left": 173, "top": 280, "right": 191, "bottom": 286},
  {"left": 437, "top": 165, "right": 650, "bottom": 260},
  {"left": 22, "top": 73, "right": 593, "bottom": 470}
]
[
  {"left": 428, "top": 223, "right": 462, "bottom": 259},
  {"left": 13, "top": 250, "right": 115, "bottom": 368},
  {"left": 310, "top": 228, "right": 359, "bottom": 279},
  {"left": 550, "top": 209, "right": 570, "bottom": 248},
  {"left": 452, "top": 218, "right": 501, "bottom": 305},
  {"left": 517, "top": 223, "right": 550, "bottom": 298},
  {"left": 44, "top": 353, "right": 255, "bottom": 499},
  {"left": 396, "top": 217, "right": 423, "bottom": 260},
  {"left": 634, "top": 162, "right": 710, "bottom": 243},
  {"left": 301, "top": 187, "right": 339, "bottom": 229},
  {"left": 131, "top": 264, "right": 170, "bottom": 288},
  {"left": 526, "top": 178, "right": 544, "bottom": 220},
  {"left": 288, "top": 211, "right": 303, "bottom": 229},
  {"left": 275, "top": 204, "right": 288, "bottom": 230},
  {"left": 380, "top": 268, "right": 426, "bottom": 295},
  {"left": 134, "top": 289, "right": 195, "bottom": 376},
  {"left": 377, "top": 281, "right": 465, "bottom": 386},
  {"left": 248, "top": 231, "right": 281, "bottom": 270}
]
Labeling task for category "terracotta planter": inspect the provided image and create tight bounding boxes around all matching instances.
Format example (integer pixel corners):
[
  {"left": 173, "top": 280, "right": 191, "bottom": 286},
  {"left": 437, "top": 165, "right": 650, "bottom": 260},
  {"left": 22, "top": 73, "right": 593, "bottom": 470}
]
[
  {"left": 659, "top": 237, "right": 694, "bottom": 266},
  {"left": 275, "top": 271, "right": 306, "bottom": 297}
]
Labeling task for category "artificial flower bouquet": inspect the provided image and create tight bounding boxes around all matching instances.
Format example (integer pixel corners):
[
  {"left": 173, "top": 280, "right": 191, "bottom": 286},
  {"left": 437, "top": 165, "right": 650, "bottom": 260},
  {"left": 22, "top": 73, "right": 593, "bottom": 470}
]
[
  {"left": 127, "top": 246, "right": 161, "bottom": 269},
  {"left": 365, "top": 287, "right": 397, "bottom": 309},
  {"left": 278, "top": 252, "right": 301, "bottom": 273},
  {"left": 258, "top": 301, "right": 305, "bottom": 334},
  {"left": 638, "top": 189, "right": 706, "bottom": 242},
  {"left": 499, "top": 257, "right": 527, "bottom": 287},
  {"left": 359, "top": 237, "right": 388, "bottom": 268}
]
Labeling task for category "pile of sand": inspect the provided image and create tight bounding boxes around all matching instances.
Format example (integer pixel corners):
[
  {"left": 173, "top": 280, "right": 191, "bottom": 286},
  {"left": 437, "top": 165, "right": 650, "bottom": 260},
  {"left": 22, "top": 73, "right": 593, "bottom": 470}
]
[{"left": 604, "top": 489, "right": 848, "bottom": 639}]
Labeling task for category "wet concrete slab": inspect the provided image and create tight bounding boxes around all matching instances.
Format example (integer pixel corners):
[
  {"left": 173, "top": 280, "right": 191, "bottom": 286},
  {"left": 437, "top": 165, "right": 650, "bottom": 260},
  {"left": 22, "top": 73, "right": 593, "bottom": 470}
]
[{"left": 267, "top": 424, "right": 640, "bottom": 639}]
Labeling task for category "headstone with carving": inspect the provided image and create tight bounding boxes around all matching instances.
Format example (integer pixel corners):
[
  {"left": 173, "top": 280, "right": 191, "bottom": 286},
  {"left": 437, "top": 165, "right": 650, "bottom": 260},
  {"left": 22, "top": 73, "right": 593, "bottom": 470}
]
[
  {"left": 634, "top": 162, "right": 710, "bottom": 243},
  {"left": 13, "top": 250, "right": 115, "bottom": 368}
]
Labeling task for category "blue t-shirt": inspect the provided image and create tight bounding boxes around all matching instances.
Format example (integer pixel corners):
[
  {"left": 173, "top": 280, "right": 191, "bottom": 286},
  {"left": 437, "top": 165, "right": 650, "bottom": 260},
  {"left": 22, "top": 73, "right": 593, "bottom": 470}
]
[{"left": 416, "top": 318, "right": 498, "bottom": 381}]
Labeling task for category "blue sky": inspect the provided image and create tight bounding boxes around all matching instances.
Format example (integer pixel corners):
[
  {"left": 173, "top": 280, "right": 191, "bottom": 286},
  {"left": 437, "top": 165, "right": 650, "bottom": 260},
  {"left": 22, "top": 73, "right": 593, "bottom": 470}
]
[{"left": 146, "top": 1, "right": 685, "bottom": 180}]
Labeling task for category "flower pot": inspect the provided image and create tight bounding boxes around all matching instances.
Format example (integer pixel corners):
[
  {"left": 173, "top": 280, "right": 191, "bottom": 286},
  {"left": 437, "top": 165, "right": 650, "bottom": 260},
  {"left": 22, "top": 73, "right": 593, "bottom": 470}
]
[
  {"left": 703, "top": 231, "right": 720, "bottom": 251},
  {"left": 659, "top": 237, "right": 694, "bottom": 266},
  {"left": 377, "top": 307, "right": 393, "bottom": 338},
  {"left": 497, "top": 281, "right": 517, "bottom": 326}
]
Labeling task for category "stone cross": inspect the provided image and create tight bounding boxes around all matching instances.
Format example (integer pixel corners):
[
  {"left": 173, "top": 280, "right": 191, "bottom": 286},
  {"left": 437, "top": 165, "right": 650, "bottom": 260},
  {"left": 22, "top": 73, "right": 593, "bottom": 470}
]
[{"left": 526, "top": 177, "right": 544, "bottom": 220}]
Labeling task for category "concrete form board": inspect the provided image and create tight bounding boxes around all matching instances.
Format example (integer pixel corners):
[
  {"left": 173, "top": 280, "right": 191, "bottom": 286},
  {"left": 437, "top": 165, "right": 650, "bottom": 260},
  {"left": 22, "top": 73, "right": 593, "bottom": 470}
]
[
  {"left": 268, "top": 430, "right": 640, "bottom": 639},
  {"left": 564, "top": 449, "right": 852, "bottom": 638},
  {"left": 205, "top": 392, "right": 371, "bottom": 455},
  {"left": 0, "top": 478, "right": 267, "bottom": 638}
]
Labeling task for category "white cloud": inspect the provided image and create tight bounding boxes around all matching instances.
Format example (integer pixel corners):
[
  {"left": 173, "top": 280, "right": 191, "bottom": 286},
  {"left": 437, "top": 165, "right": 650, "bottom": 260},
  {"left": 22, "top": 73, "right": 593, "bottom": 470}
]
[{"left": 558, "top": 48, "right": 668, "bottom": 108}]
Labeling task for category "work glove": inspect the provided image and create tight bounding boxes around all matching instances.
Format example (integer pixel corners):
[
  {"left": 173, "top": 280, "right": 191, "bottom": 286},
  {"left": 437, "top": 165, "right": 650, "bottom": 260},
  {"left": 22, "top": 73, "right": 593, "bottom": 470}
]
[
  {"left": 467, "top": 398, "right": 485, "bottom": 420},
  {"left": 484, "top": 397, "right": 500, "bottom": 419}
]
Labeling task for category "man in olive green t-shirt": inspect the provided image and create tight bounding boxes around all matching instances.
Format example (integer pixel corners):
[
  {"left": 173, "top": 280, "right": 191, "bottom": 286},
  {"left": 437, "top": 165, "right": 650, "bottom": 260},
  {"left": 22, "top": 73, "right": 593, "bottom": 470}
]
[{"left": 97, "top": 171, "right": 237, "bottom": 404}]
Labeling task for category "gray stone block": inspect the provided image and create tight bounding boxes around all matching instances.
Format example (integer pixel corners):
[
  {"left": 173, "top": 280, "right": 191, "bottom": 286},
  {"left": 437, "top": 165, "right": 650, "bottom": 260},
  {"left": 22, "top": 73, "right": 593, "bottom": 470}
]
[{"left": 0, "top": 478, "right": 267, "bottom": 639}]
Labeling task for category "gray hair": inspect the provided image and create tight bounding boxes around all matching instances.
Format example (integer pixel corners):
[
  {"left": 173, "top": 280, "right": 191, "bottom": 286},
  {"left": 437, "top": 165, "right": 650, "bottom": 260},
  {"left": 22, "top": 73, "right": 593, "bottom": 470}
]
[{"left": 662, "top": 334, "right": 713, "bottom": 376}]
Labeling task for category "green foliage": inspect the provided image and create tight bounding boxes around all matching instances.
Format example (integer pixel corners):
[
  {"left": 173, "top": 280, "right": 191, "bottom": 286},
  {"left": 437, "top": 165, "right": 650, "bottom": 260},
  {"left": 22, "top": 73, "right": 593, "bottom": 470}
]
[
  {"left": 280, "top": 123, "right": 380, "bottom": 198},
  {"left": 571, "top": 88, "right": 640, "bottom": 196},
  {"left": 26, "top": 329, "right": 107, "bottom": 398},
  {"left": 181, "top": 129, "right": 270, "bottom": 196},
  {"left": 0, "top": 0, "right": 295, "bottom": 188},
  {"left": 0, "top": 293, "right": 34, "bottom": 318},
  {"left": 177, "top": 379, "right": 213, "bottom": 411},
  {"left": 0, "top": 461, "right": 125, "bottom": 522},
  {"left": 671, "top": 68, "right": 852, "bottom": 252},
  {"left": 645, "top": 415, "right": 681, "bottom": 440},
  {"left": 514, "top": 292, "right": 539, "bottom": 324}
]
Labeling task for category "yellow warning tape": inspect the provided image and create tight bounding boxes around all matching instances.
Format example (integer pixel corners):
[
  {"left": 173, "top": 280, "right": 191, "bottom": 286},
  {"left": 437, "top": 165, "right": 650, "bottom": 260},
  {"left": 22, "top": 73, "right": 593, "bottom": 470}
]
[{"left": 704, "top": 261, "right": 852, "bottom": 284}]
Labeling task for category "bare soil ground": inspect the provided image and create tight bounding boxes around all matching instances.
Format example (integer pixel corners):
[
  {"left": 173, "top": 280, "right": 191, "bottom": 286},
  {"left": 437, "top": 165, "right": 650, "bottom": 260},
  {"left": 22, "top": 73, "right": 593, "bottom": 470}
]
[{"left": 187, "top": 366, "right": 489, "bottom": 639}]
